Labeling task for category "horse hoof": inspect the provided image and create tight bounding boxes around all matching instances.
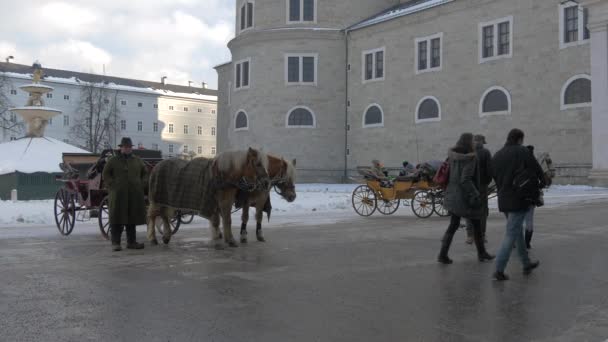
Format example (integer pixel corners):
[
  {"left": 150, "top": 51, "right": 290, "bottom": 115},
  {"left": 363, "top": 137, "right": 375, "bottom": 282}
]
[
  {"left": 257, "top": 235, "right": 266, "bottom": 242},
  {"left": 214, "top": 243, "right": 225, "bottom": 250},
  {"left": 163, "top": 237, "right": 171, "bottom": 245},
  {"left": 218, "top": 233, "right": 224, "bottom": 240},
  {"left": 240, "top": 236, "right": 248, "bottom": 243},
  {"left": 151, "top": 239, "right": 159, "bottom": 246},
  {"left": 227, "top": 240, "right": 238, "bottom": 248}
]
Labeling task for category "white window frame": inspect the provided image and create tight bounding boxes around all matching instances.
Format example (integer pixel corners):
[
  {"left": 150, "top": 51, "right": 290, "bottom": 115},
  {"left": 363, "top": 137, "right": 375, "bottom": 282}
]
[
  {"left": 64, "top": 95, "right": 70, "bottom": 100},
  {"left": 211, "top": 147, "right": 216, "bottom": 155},
  {"left": 211, "top": 127, "right": 216, "bottom": 136},
  {"left": 120, "top": 120, "right": 126, "bottom": 131},
  {"left": 361, "top": 47, "right": 386, "bottom": 84},
  {"left": 197, "top": 125, "right": 203, "bottom": 135},
  {"left": 234, "top": 58, "right": 252, "bottom": 91},
  {"left": 235, "top": 110, "right": 250, "bottom": 132},
  {"left": 63, "top": 115, "right": 70, "bottom": 127},
  {"left": 559, "top": 2, "right": 590, "bottom": 49},
  {"left": 184, "top": 125, "right": 189, "bottom": 135},
  {"left": 561, "top": 74, "right": 592, "bottom": 110},
  {"left": 415, "top": 96, "right": 442, "bottom": 124},
  {"left": 153, "top": 122, "right": 158, "bottom": 132},
  {"left": 478, "top": 16, "right": 513, "bottom": 64},
  {"left": 286, "top": 0, "right": 317, "bottom": 24},
  {"left": 137, "top": 121, "right": 143, "bottom": 132},
  {"left": 239, "top": 0, "right": 255, "bottom": 33},
  {"left": 168, "top": 123, "right": 174, "bottom": 134},
  {"left": 362, "top": 103, "right": 384, "bottom": 128},
  {"left": 183, "top": 145, "right": 189, "bottom": 153},
  {"left": 168, "top": 144, "right": 174, "bottom": 153},
  {"left": 479, "top": 86, "right": 512, "bottom": 117},
  {"left": 120, "top": 100, "right": 127, "bottom": 106},
  {"left": 415, "top": 33, "right": 443, "bottom": 74},
  {"left": 198, "top": 146, "right": 203, "bottom": 154},
  {"left": 285, "top": 106, "right": 316, "bottom": 128},
  {"left": 284, "top": 53, "right": 318, "bottom": 86}
]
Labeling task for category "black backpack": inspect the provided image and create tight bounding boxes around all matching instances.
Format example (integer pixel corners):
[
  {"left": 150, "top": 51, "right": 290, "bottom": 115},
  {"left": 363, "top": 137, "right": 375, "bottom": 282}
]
[{"left": 512, "top": 166, "right": 541, "bottom": 204}]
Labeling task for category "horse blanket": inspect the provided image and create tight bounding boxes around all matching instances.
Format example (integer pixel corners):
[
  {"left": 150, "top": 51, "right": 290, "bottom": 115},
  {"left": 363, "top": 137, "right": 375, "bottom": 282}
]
[{"left": 149, "top": 158, "right": 218, "bottom": 218}]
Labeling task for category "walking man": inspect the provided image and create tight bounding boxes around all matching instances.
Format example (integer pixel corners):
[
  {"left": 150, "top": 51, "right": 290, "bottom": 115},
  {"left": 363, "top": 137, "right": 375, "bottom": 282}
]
[
  {"left": 102, "top": 137, "right": 147, "bottom": 251},
  {"left": 492, "top": 129, "right": 544, "bottom": 280},
  {"left": 465, "top": 134, "right": 493, "bottom": 244}
]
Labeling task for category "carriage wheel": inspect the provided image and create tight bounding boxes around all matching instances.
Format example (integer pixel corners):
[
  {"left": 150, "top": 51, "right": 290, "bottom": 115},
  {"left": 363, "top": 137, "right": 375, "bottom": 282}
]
[
  {"left": 377, "top": 199, "right": 400, "bottom": 215},
  {"left": 432, "top": 191, "right": 450, "bottom": 217},
  {"left": 98, "top": 196, "right": 111, "bottom": 240},
  {"left": 411, "top": 191, "right": 434, "bottom": 218},
  {"left": 54, "top": 189, "right": 76, "bottom": 236},
  {"left": 155, "top": 210, "right": 182, "bottom": 236},
  {"left": 179, "top": 212, "right": 195, "bottom": 224},
  {"left": 352, "top": 185, "right": 377, "bottom": 217}
]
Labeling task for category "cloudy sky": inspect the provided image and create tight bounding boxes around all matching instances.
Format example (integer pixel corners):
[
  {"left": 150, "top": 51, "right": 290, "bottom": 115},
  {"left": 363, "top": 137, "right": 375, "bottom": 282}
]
[{"left": 0, "top": 0, "right": 235, "bottom": 89}]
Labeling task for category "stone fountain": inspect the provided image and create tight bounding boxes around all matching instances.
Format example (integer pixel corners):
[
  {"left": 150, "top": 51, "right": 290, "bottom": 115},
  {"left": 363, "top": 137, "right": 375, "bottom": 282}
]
[{"left": 9, "top": 61, "right": 62, "bottom": 137}]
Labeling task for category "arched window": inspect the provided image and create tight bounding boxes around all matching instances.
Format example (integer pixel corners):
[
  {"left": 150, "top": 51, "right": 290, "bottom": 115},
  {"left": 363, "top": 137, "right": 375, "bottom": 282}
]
[
  {"left": 363, "top": 104, "right": 384, "bottom": 128},
  {"left": 235, "top": 110, "right": 248, "bottom": 131},
  {"left": 286, "top": 106, "right": 315, "bottom": 128},
  {"left": 480, "top": 86, "right": 511, "bottom": 116},
  {"left": 415, "top": 96, "right": 441, "bottom": 123},
  {"left": 561, "top": 74, "right": 591, "bottom": 110}
]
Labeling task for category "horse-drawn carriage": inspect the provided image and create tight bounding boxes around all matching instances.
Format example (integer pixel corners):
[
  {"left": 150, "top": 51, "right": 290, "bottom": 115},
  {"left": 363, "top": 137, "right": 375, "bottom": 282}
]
[
  {"left": 53, "top": 149, "right": 186, "bottom": 239},
  {"left": 351, "top": 167, "right": 449, "bottom": 218}
]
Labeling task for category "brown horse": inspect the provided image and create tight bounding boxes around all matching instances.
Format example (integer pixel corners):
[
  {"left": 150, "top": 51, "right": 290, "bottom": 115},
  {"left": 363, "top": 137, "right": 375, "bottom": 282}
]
[
  {"left": 147, "top": 147, "right": 269, "bottom": 248},
  {"left": 239, "top": 155, "right": 297, "bottom": 243}
]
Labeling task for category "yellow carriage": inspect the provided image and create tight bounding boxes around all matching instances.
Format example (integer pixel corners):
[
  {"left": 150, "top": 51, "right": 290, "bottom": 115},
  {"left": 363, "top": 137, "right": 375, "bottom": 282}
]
[{"left": 351, "top": 168, "right": 449, "bottom": 218}]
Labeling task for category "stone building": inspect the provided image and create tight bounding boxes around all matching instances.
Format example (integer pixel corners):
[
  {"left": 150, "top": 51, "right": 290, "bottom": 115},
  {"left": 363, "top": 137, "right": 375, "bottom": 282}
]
[
  {"left": 216, "top": 0, "right": 608, "bottom": 185},
  {"left": 1, "top": 62, "right": 218, "bottom": 158}
]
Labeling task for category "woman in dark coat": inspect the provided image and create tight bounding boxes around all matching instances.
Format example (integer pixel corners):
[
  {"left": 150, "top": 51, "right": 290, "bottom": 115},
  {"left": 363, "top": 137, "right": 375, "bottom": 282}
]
[{"left": 438, "top": 133, "right": 495, "bottom": 264}]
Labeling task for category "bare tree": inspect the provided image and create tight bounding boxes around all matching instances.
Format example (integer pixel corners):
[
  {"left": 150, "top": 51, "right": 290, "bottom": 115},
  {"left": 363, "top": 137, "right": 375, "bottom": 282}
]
[
  {"left": 0, "top": 74, "right": 23, "bottom": 140},
  {"left": 70, "top": 81, "right": 121, "bottom": 153}
]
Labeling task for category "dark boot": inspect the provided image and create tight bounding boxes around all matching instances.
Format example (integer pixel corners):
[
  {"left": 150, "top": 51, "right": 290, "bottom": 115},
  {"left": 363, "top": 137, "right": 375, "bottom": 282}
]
[
  {"left": 523, "top": 260, "right": 540, "bottom": 275},
  {"left": 125, "top": 225, "right": 144, "bottom": 250},
  {"left": 474, "top": 225, "right": 495, "bottom": 262},
  {"left": 493, "top": 271, "right": 509, "bottom": 281},
  {"left": 111, "top": 225, "right": 123, "bottom": 251},
  {"left": 525, "top": 230, "right": 533, "bottom": 249},
  {"left": 438, "top": 231, "right": 455, "bottom": 264}
]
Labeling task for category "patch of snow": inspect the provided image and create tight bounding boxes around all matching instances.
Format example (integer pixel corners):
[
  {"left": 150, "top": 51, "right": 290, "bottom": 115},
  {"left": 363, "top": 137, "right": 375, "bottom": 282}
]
[
  {"left": 349, "top": 0, "right": 454, "bottom": 31},
  {"left": 0, "top": 137, "right": 89, "bottom": 175}
]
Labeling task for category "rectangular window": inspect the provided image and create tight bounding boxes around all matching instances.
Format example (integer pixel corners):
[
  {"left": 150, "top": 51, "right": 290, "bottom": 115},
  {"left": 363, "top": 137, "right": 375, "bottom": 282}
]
[
  {"left": 63, "top": 115, "right": 69, "bottom": 126},
  {"left": 10, "top": 112, "right": 16, "bottom": 122},
  {"left": 120, "top": 100, "right": 127, "bottom": 106},
  {"left": 46, "top": 93, "right": 53, "bottom": 99},
  {"left": 288, "top": 0, "right": 315, "bottom": 22},
  {"left": 286, "top": 54, "right": 317, "bottom": 85},
  {"left": 184, "top": 125, "right": 189, "bottom": 134},
  {"left": 362, "top": 47, "right": 385, "bottom": 82},
  {"left": 584, "top": 8, "right": 590, "bottom": 40},
  {"left": 10, "top": 89, "right": 17, "bottom": 95},
  {"left": 183, "top": 145, "right": 189, "bottom": 153},
  {"left": 240, "top": 1, "right": 254, "bottom": 31},
  {"left": 235, "top": 59, "right": 251, "bottom": 89},
  {"left": 479, "top": 17, "right": 512, "bottom": 63},
  {"left": 198, "top": 126, "right": 203, "bottom": 135},
  {"left": 565, "top": 6, "right": 578, "bottom": 43},
  {"left": 418, "top": 41, "right": 428, "bottom": 70},
  {"left": 64, "top": 95, "right": 70, "bottom": 100},
  {"left": 153, "top": 104, "right": 158, "bottom": 109},
  {"left": 211, "top": 147, "right": 216, "bottom": 155},
  {"left": 198, "top": 146, "right": 202, "bottom": 154},
  {"left": 198, "top": 108, "right": 202, "bottom": 113},
  {"left": 212, "top": 110, "right": 216, "bottom": 114},
  {"left": 560, "top": 3, "right": 590, "bottom": 48},
  {"left": 168, "top": 123, "right": 174, "bottom": 133},
  {"left": 137, "top": 121, "right": 142, "bottom": 132},
  {"left": 10, "top": 136, "right": 16, "bottom": 141},
  {"left": 184, "top": 107, "right": 189, "bottom": 112},
  {"left": 211, "top": 127, "right": 216, "bottom": 136},
  {"left": 104, "top": 98, "right": 109, "bottom": 104},
  {"left": 121, "top": 120, "right": 126, "bottom": 130},
  {"left": 169, "top": 144, "right": 174, "bottom": 153},
  {"left": 169, "top": 105, "right": 174, "bottom": 110},
  {"left": 153, "top": 122, "right": 158, "bottom": 132},
  {"left": 431, "top": 38, "right": 441, "bottom": 68},
  {"left": 138, "top": 102, "right": 143, "bottom": 108}
]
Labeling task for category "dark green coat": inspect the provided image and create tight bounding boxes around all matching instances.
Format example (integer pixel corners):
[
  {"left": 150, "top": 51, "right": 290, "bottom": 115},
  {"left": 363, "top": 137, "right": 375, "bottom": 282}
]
[
  {"left": 102, "top": 153, "right": 147, "bottom": 225},
  {"left": 443, "top": 149, "right": 483, "bottom": 219}
]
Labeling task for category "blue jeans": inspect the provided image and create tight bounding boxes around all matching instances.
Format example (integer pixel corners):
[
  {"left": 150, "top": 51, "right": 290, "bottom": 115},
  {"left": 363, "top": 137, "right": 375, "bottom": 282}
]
[
  {"left": 524, "top": 207, "right": 535, "bottom": 232},
  {"left": 496, "top": 209, "right": 532, "bottom": 273}
]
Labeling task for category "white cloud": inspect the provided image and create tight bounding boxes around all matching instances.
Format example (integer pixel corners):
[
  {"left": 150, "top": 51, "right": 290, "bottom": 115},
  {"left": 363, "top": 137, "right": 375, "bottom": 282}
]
[{"left": 0, "top": 1, "right": 235, "bottom": 88}]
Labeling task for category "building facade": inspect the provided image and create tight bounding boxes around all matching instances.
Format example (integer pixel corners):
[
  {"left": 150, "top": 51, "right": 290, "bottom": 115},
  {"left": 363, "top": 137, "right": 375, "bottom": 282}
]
[
  {"left": 1, "top": 62, "right": 218, "bottom": 158},
  {"left": 216, "top": 0, "right": 603, "bottom": 184}
]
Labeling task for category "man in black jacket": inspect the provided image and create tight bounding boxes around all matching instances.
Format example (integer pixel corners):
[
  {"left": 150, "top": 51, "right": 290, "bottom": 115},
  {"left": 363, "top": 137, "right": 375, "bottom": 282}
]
[
  {"left": 465, "top": 134, "right": 493, "bottom": 244},
  {"left": 492, "top": 129, "right": 544, "bottom": 281}
]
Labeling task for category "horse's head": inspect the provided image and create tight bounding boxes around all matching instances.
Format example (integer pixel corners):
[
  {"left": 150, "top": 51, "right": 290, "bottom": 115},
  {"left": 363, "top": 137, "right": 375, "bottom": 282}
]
[
  {"left": 243, "top": 147, "right": 270, "bottom": 190},
  {"left": 272, "top": 157, "right": 296, "bottom": 202}
]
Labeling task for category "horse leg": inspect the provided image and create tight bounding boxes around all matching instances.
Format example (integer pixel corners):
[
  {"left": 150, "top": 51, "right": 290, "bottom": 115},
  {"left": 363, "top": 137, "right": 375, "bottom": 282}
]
[
  {"left": 209, "top": 211, "right": 224, "bottom": 249},
  {"left": 240, "top": 205, "right": 249, "bottom": 244},
  {"left": 255, "top": 204, "right": 265, "bottom": 242},
  {"left": 147, "top": 204, "right": 159, "bottom": 245},
  {"left": 161, "top": 207, "right": 173, "bottom": 245}
]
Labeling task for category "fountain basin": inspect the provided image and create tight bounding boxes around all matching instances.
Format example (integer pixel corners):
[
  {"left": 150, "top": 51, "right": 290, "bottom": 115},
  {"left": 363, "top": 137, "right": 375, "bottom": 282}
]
[
  {"left": 10, "top": 106, "right": 62, "bottom": 122},
  {"left": 19, "top": 83, "right": 54, "bottom": 94}
]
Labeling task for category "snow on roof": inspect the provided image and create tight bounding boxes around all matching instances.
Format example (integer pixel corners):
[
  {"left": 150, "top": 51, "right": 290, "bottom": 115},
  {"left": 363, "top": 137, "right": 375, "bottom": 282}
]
[
  {"left": 348, "top": 0, "right": 454, "bottom": 31},
  {"left": 0, "top": 137, "right": 90, "bottom": 175}
]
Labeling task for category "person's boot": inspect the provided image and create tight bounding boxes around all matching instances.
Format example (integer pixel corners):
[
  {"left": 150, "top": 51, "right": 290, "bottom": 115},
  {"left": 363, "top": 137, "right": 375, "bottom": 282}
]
[
  {"left": 474, "top": 227, "right": 495, "bottom": 262},
  {"left": 438, "top": 231, "right": 455, "bottom": 264},
  {"left": 493, "top": 271, "right": 509, "bottom": 281},
  {"left": 111, "top": 224, "right": 123, "bottom": 252},
  {"left": 523, "top": 260, "right": 540, "bottom": 275},
  {"left": 125, "top": 225, "right": 144, "bottom": 250},
  {"left": 525, "top": 231, "right": 533, "bottom": 249}
]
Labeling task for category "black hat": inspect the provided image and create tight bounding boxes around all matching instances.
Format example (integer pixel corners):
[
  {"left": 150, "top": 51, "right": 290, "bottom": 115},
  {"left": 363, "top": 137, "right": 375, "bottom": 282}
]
[
  {"left": 474, "top": 134, "right": 487, "bottom": 144},
  {"left": 118, "top": 137, "right": 133, "bottom": 147}
]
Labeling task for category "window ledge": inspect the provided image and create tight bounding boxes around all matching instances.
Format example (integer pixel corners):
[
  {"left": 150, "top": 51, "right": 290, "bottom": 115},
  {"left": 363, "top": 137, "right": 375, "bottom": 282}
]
[
  {"left": 363, "top": 123, "right": 384, "bottom": 128},
  {"left": 416, "top": 66, "right": 442, "bottom": 75},
  {"left": 362, "top": 77, "right": 385, "bottom": 85},
  {"left": 560, "top": 39, "right": 590, "bottom": 50},
  {"left": 415, "top": 117, "right": 441, "bottom": 124},
  {"left": 479, "top": 54, "right": 512, "bottom": 64},
  {"left": 561, "top": 102, "right": 592, "bottom": 111},
  {"left": 480, "top": 110, "right": 511, "bottom": 117}
]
